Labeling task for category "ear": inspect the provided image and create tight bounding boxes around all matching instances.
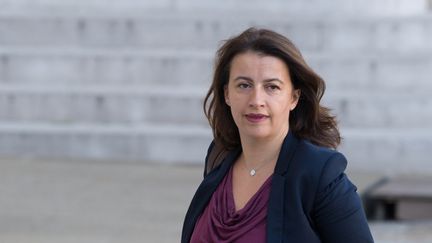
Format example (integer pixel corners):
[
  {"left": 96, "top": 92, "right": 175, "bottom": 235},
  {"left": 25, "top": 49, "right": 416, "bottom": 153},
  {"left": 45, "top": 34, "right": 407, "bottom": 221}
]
[
  {"left": 290, "top": 89, "right": 301, "bottom": 111},
  {"left": 224, "top": 84, "right": 230, "bottom": 106}
]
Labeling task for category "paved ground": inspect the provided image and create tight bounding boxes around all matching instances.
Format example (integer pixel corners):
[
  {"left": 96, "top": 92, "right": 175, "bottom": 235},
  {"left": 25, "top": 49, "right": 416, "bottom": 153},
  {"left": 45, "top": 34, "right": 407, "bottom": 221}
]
[{"left": 0, "top": 158, "right": 431, "bottom": 243}]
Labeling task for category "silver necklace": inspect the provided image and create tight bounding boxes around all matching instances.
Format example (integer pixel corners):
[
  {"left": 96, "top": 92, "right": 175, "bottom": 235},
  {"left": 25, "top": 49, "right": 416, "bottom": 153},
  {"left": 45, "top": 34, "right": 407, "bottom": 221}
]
[{"left": 244, "top": 160, "right": 270, "bottom": 176}]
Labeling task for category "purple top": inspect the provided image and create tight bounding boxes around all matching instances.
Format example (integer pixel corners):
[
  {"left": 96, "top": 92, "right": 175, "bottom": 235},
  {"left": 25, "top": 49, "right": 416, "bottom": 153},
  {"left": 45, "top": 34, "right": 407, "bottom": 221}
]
[{"left": 190, "top": 166, "right": 273, "bottom": 243}]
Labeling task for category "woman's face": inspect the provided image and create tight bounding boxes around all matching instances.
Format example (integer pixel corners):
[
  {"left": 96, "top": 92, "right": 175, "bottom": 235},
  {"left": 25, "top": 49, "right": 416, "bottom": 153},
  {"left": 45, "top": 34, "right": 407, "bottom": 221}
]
[{"left": 225, "top": 51, "right": 300, "bottom": 142}]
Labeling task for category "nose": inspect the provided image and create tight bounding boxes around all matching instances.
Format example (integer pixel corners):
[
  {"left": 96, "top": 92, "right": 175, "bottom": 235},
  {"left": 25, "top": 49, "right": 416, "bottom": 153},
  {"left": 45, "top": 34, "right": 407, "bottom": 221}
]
[{"left": 249, "top": 87, "right": 265, "bottom": 108}]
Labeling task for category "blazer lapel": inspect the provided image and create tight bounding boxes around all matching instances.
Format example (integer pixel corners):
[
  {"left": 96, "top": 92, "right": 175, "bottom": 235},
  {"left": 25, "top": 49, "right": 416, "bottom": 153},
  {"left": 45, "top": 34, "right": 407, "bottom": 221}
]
[
  {"left": 266, "top": 131, "right": 299, "bottom": 242},
  {"left": 267, "top": 174, "right": 286, "bottom": 242},
  {"left": 182, "top": 147, "right": 241, "bottom": 243}
]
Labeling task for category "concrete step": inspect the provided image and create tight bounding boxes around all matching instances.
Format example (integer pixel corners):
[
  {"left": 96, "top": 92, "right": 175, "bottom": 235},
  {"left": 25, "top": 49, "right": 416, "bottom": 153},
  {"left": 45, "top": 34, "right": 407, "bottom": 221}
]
[
  {"left": 0, "top": 86, "right": 430, "bottom": 128},
  {"left": 0, "top": 123, "right": 431, "bottom": 174},
  {"left": 0, "top": 85, "right": 208, "bottom": 126},
  {"left": 339, "top": 128, "right": 432, "bottom": 174},
  {"left": 0, "top": 0, "right": 429, "bottom": 16},
  {"left": 309, "top": 52, "right": 432, "bottom": 92},
  {"left": 322, "top": 91, "right": 432, "bottom": 128},
  {"left": 0, "top": 47, "right": 213, "bottom": 87},
  {"left": 0, "top": 47, "right": 431, "bottom": 92},
  {"left": 365, "top": 177, "right": 432, "bottom": 220},
  {"left": 0, "top": 122, "right": 212, "bottom": 164},
  {"left": 1, "top": 13, "right": 432, "bottom": 52}
]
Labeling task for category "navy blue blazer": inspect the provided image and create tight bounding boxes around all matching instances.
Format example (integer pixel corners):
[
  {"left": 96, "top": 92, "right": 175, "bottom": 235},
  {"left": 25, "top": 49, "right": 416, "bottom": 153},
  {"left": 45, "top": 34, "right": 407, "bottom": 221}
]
[{"left": 182, "top": 132, "right": 374, "bottom": 242}]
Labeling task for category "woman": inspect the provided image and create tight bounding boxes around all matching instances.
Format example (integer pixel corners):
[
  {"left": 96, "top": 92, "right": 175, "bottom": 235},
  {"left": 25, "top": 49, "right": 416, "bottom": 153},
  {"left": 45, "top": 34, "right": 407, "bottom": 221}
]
[{"left": 182, "top": 27, "right": 374, "bottom": 243}]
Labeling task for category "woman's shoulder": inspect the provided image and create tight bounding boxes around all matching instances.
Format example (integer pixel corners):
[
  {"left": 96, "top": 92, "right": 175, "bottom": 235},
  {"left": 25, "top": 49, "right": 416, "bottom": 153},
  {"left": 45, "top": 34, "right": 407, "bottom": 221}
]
[
  {"left": 291, "top": 138, "right": 348, "bottom": 189},
  {"left": 297, "top": 138, "right": 342, "bottom": 160}
]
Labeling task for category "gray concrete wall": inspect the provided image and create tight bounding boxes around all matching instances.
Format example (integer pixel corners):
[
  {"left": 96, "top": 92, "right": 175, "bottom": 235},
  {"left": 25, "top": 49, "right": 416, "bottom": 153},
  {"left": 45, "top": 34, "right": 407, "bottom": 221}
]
[
  {"left": 0, "top": 1, "right": 431, "bottom": 174},
  {"left": 0, "top": 0, "right": 429, "bottom": 15}
]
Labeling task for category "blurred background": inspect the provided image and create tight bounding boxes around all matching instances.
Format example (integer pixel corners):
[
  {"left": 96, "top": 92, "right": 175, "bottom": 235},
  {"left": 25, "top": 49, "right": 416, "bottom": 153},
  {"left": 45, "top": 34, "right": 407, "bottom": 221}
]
[{"left": 0, "top": 0, "right": 432, "bottom": 242}]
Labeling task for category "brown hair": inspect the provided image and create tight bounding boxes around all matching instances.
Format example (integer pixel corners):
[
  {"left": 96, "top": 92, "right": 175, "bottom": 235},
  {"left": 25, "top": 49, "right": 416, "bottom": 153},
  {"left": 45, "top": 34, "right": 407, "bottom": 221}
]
[{"left": 203, "top": 27, "right": 340, "bottom": 171}]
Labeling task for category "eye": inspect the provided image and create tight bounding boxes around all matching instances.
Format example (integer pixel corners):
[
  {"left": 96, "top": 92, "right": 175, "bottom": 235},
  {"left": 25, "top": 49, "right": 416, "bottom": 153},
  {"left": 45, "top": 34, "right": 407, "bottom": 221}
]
[
  {"left": 238, "top": 83, "right": 251, "bottom": 89},
  {"left": 266, "top": 84, "right": 280, "bottom": 91}
]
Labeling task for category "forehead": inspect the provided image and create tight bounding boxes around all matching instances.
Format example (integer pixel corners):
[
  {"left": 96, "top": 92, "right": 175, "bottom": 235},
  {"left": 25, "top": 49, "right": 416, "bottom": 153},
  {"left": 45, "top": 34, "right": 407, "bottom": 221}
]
[{"left": 229, "top": 51, "right": 290, "bottom": 79}]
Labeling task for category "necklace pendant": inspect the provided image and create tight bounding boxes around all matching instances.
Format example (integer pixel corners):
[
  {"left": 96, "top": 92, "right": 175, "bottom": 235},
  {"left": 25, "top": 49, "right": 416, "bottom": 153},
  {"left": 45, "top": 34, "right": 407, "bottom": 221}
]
[{"left": 250, "top": 169, "right": 256, "bottom": 176}]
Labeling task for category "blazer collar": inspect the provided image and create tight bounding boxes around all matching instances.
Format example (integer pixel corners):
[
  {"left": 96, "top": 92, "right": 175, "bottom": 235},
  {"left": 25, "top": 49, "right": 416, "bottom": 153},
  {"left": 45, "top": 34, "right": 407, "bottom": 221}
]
[
  {"left": 182, "top": 147, "right": 241, "bottom": 243},
  {"left": 192, "top": 145, "right": 241, "bottom": 211},
  {"left": 273, "top": 130, "right": 300, "bottom": 175},
  {"left": 267, "top": 130, "right": 300, "bottom": 242}
]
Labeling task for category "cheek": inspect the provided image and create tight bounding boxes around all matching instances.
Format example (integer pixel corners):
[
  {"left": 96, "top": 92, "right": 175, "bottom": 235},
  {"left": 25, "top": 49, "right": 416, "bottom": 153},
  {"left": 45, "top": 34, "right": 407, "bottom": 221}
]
[
  {"left": 227, "top": 94, "right": 243, "bottom": 109},
  {"left": 272, "top": 98, "right": 292, "bottom": 119},
  {"left": 228, "top": 97, "right": 247, "bottom": 124},
  {"left": 230, "top": 101, "right": 243, "bottom": 118}
]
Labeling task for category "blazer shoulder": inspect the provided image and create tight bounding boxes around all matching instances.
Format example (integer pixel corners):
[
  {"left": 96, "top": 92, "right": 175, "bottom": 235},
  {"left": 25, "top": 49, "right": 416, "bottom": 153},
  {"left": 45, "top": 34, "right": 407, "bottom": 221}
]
[
  {"left": 296, "top": 139, "right": 344, "bottom": 168},
  {"left": 293, "top": 140, "right": 348, "bottom": 191}
]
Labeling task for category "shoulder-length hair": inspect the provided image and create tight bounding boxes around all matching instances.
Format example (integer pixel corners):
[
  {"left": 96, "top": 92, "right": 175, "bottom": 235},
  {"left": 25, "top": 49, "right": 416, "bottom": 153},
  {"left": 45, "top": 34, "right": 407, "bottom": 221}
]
[{"left": 204, "top": 27, "right": 340, "bottom": 154}]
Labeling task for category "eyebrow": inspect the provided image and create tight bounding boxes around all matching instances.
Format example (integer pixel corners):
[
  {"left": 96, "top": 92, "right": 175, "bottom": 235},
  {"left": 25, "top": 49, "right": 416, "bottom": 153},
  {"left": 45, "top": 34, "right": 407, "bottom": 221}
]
[{"left": 234, "top": 76, "right": 284, "bottom": 84}]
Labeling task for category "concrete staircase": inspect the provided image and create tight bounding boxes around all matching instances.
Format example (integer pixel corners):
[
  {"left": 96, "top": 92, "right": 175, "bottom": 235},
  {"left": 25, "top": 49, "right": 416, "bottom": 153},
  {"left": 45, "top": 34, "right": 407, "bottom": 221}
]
[{"left": 0, "top": 0, "right": 431, "bottom": 174}]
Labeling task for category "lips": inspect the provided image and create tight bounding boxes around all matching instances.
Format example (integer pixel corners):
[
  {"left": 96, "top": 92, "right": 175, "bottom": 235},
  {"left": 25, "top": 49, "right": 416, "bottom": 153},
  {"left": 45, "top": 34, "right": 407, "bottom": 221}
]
[{"left": 245, "top": 113, "right": 269, "bottom": 123}]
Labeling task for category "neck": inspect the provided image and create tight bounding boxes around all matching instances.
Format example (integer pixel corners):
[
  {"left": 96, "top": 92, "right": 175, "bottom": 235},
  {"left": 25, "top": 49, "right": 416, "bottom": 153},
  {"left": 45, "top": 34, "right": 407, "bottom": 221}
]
[{"left": 239, "top": 129, "right": 288, "bottom": 169}]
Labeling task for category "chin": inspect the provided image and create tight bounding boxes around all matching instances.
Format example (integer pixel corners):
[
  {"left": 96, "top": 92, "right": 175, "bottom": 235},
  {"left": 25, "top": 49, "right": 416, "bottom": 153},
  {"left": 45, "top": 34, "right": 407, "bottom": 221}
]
[{"left": 241, "top": 128, "right": 272, "bottom": 140}]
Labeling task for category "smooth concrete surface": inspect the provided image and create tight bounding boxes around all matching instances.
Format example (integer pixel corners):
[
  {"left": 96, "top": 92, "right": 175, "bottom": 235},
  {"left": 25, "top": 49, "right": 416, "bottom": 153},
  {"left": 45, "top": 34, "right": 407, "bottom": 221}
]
[{"left": 0, "top": 158, "right": 431, "bottom": 243}]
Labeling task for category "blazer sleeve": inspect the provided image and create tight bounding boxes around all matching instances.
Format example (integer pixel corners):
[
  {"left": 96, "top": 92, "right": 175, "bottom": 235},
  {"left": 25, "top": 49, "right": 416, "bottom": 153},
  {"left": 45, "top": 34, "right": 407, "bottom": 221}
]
[{"left": 313, "top": 153, "right": 374, "bottom": 243}]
